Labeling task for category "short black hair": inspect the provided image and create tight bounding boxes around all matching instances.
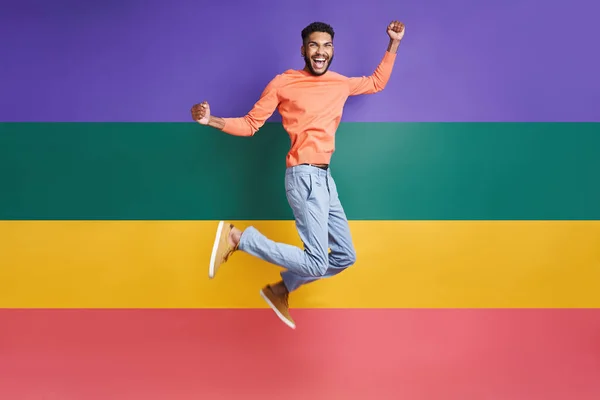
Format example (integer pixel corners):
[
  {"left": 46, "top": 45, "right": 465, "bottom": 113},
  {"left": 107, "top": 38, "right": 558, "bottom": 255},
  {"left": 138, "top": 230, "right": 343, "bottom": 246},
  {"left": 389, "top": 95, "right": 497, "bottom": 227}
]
[{"left": 301, "top": 22, "right": 335, "bottom": 43}]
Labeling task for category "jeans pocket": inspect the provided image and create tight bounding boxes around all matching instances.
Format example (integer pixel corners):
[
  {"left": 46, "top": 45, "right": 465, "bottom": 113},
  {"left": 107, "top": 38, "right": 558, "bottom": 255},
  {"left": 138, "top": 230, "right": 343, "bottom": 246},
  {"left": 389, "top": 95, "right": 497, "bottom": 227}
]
[{"left": 286, "top": 173, "right": 313, "bottom": 202}]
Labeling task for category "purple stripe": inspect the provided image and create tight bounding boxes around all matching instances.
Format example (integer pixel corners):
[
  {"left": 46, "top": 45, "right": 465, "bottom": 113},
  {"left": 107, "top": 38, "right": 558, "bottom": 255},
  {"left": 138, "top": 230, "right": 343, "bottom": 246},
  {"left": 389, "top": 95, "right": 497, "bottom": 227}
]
[{"left": 1, "top": 0, "right": 598, "bottom": 122}]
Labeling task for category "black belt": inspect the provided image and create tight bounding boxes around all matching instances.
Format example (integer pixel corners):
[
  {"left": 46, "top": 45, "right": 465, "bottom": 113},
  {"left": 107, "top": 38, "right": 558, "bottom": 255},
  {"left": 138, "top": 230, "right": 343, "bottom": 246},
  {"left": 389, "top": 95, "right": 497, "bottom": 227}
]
[{"left": 301, "top": 163, "right": 329, "bottom": 170}]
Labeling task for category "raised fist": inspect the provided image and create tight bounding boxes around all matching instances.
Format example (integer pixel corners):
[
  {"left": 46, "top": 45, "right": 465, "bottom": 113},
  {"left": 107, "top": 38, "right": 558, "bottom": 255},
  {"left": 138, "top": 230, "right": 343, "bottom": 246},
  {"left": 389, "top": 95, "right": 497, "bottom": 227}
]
[
  {"left": 191, "top": 101, "right": 210, "bottom": 125},
  {"left": 387, "top": 21, "right": 405, "bottom": 41}
]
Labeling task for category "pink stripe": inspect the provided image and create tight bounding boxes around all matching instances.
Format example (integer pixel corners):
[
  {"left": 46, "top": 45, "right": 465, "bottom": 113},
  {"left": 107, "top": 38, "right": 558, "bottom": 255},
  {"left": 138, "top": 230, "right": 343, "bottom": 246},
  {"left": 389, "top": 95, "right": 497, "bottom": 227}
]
[{"left": 1, "top": 309, "right": 599, "bottom": 399}]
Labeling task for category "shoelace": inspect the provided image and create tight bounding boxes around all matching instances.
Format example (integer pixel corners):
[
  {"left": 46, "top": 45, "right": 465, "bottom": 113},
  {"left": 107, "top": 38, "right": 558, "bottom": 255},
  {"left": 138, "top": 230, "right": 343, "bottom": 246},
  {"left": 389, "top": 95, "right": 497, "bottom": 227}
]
[
  {"left": 221, "top": 226, "right": 239, "bottom": 263},
  {"left": 222, "top": 244, "right": 236, "bottom": 262}
]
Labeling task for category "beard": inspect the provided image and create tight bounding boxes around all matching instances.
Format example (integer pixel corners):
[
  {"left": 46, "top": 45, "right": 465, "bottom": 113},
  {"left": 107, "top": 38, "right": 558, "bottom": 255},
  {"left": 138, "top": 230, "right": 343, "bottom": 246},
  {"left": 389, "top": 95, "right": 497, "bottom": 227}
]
[{"left": 304, "top": 54, "right": 334, "bottom": 76}]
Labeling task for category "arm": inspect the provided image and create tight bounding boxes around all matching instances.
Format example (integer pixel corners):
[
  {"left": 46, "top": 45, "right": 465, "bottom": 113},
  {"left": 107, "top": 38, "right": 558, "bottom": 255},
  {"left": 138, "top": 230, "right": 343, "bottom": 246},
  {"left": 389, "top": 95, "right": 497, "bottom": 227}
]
[
  {"left": 347, "top": 21, "right": 405, "bottom": 96},
  {"left": 191, "top": 76, "right": 280, "bottom": 137}
]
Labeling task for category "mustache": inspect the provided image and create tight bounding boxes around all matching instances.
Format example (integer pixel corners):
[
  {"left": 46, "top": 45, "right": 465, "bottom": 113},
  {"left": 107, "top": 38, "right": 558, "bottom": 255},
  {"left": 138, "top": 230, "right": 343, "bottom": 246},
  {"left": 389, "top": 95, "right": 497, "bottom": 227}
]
[{"left": 304, "top": 55, "right": 333, "bottom": 62}]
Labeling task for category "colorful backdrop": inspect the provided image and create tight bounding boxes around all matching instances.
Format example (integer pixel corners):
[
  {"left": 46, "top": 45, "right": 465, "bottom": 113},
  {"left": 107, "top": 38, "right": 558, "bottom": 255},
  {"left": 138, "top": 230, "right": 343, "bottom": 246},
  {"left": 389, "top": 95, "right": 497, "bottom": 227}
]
[{"left": 1, "top": 0, "right": 599, "bottom": 399}]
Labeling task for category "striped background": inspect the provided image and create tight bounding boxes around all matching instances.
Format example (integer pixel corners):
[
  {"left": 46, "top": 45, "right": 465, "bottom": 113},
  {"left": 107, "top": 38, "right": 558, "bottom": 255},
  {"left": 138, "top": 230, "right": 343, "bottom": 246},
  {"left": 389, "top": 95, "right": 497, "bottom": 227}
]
[{"left": 2, "top": 0, "right": 600, "bottom": 399}]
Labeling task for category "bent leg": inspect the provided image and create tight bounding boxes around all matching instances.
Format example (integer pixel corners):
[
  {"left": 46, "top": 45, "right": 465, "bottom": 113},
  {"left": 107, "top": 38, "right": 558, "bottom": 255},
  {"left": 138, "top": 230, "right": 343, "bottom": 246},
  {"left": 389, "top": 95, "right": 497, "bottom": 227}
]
[
  {"left": 238, "top": 166, "right": 330, "bottom": 278},
  {"left": 282, "top": 171, "right": 357, "bottom": 292}
]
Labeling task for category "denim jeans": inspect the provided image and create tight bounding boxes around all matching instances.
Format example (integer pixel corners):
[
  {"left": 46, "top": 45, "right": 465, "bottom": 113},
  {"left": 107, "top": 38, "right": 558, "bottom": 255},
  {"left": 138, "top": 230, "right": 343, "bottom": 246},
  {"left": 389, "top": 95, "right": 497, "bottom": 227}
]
[{"left": 238, "top": 164, "right": 357, "bottom": 292}]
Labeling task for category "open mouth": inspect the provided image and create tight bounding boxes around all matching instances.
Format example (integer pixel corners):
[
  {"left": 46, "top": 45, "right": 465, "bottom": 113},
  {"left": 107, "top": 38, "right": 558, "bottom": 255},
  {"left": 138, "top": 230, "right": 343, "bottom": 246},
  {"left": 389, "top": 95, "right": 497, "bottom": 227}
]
[{"left": 312, "top": 57, "right": 327, "bottom": 69}]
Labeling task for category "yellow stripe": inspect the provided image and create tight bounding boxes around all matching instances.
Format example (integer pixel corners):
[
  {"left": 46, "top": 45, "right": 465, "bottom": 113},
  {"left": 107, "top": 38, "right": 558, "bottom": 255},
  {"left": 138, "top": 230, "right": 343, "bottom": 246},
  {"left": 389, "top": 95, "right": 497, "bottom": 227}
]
[{"left": 1, "top": 220, "right": 599, "bottom": 308}]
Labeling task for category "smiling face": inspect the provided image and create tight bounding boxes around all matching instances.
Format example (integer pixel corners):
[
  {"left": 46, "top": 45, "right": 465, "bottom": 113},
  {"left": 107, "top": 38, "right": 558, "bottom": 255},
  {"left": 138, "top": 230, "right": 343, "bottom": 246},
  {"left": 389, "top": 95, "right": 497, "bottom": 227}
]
[
  {"left": 302, "top": 31, "right": 334, "bottom": 76},
  {"left": 300, "top": 22, "right": 335, "bottom": 76}
]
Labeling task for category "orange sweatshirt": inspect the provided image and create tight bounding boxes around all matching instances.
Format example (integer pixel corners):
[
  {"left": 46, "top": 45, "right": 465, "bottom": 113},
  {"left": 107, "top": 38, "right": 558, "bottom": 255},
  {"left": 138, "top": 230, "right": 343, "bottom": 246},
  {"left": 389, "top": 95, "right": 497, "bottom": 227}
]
[{"left": 222, "top": 50, "right": 397, "bottom": 167}]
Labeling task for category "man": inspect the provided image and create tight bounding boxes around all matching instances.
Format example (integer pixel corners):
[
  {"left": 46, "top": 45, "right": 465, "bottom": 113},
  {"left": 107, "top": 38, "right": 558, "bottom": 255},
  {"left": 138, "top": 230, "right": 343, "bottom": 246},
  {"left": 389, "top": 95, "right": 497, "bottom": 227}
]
[{"left": 191, "top": 20, "right": 405, "bottom": 329}]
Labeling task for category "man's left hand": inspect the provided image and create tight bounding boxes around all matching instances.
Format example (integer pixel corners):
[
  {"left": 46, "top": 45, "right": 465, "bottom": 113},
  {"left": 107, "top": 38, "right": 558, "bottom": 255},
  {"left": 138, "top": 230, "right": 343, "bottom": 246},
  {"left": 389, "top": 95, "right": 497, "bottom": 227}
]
[{"left": 387, "top": 21, "right": 405, "bottom": 41}]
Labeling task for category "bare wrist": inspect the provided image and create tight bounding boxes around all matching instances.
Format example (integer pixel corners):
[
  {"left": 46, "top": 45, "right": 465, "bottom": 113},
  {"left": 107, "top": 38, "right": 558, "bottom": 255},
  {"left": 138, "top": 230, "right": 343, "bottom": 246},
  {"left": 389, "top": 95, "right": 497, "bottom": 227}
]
[
  {"left": 387, "top": 38, "right": 401, "bottom": 53},
  {"left": 208, "top": 115, "right": 225, "bottom": 130}
]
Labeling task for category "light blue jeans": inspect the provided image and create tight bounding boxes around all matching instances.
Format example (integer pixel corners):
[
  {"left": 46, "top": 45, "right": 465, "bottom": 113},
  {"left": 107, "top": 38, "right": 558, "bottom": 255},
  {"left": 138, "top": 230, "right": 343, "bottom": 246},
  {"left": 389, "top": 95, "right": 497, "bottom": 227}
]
[{"left": 238, "top": 164, "right": 357, "bottom": 292}]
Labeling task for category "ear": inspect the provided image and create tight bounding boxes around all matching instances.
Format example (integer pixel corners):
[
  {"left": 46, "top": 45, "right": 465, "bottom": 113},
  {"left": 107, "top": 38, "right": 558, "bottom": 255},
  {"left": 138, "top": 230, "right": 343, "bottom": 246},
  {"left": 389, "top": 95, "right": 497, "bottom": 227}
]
[{"left": 300, "top": 44, "right": 305, "bottom": 57}]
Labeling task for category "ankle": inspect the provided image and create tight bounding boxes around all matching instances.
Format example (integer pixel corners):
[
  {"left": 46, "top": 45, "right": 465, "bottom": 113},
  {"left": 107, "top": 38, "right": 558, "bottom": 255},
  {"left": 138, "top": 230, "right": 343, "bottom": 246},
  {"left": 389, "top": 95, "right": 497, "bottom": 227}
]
[
  {"left": 271, "top": 281, "right": 289, "bottom": 296},
  {"left": 229, "top": 227, "right": 242, "bottom": 247}
]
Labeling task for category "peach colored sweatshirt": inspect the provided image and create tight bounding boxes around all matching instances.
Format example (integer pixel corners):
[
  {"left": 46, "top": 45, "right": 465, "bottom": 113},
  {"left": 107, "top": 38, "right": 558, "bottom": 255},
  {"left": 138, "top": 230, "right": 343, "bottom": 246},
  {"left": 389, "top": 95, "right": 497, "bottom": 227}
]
[{"left": 222, "top": 51, "right": 397, "bottom": 167}]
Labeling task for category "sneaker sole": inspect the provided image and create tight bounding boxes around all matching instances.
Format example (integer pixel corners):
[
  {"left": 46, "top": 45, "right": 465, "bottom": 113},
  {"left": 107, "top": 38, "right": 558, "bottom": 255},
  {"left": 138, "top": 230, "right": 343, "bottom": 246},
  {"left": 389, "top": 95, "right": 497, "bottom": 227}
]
[
  {"left": 208, "top": 221, "right": 225, "bottom": 279},
  {"left": 260, "top": 289, "right": 296, "bottom": 329}
]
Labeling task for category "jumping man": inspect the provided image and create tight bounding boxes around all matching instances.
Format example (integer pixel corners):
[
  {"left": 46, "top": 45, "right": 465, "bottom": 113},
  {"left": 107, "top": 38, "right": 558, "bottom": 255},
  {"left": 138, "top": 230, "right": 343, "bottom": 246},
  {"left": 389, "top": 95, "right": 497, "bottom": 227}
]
[{"left": 191, "top": 20, "right": 405, "bottom": 329}]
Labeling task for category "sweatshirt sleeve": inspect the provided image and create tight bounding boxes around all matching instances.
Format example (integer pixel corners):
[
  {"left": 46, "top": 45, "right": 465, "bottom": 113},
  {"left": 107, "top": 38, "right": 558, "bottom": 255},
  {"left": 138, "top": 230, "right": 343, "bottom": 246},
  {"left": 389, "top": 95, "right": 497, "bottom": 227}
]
[
  {"left": 221, "top": 76, "right": 281, "bottom": 136},
  {"left": 347, "top": 51, "right": 397, "bottom": 96}
]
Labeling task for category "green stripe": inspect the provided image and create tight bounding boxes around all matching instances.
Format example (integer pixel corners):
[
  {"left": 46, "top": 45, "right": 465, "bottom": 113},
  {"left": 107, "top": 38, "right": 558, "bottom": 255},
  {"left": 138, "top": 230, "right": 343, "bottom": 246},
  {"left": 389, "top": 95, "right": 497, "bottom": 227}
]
[{"left": 1, "top": 122, "right": 598, "bottom": 220}]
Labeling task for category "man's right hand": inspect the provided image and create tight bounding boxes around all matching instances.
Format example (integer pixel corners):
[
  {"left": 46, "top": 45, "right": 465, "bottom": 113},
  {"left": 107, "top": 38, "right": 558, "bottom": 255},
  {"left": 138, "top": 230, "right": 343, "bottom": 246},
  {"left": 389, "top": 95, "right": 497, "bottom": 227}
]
[{"left": 191, "top": 101, "right": 210, "bottom": 125}]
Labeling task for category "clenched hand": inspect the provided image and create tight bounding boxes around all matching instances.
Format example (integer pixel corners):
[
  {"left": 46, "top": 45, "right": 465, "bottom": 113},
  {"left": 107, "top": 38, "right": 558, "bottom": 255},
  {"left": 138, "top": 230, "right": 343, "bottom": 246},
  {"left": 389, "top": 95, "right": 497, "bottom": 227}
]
[
  {"left": 387, "top": 21, "right": 405, "bottom": 41},
  {"left": 191, "top": 101, "right": 210, "bottom": 125}
]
